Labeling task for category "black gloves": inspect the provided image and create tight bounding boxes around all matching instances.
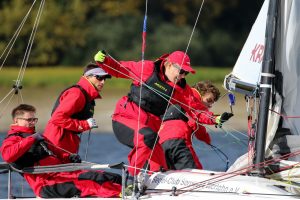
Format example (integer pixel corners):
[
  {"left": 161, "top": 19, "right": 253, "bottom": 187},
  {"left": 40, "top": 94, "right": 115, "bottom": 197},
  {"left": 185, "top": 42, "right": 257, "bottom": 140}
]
[
  {"left": 69, "top": 154, "right": 82, "bottom": 163},
  {"left": 220, "top": 112, "right": 234, "bottom": 122},
  {"left": 31, "top": 132, "right": 44, "bottom": 141},
  {"left": 216, "top": 112, "right": 234, "bottom": 128}
]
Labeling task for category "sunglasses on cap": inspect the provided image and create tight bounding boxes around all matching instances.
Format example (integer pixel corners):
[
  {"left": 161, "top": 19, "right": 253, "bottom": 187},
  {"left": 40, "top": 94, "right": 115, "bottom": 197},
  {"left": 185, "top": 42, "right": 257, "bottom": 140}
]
[
  {"left": 172, "top": 63, "right": 189, "bottom": 75},
  {"left": 94, "top": 75, "right": 107, "bottom": 81}
]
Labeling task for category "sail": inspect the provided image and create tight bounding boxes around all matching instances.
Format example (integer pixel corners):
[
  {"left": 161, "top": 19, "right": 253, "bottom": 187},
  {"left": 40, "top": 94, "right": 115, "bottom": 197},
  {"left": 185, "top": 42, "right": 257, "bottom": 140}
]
[
  {"left": 269, "top": 0, "right": 300, "bottom": 161},
  {"left": 228, "top": 0, "right": 300, "bottom": 172},
  {"left": 276, "top": 0, "right": 300, "bottom": 136},
  {"left": 224, "top": 0, "right": 269, "bottom": 95}
]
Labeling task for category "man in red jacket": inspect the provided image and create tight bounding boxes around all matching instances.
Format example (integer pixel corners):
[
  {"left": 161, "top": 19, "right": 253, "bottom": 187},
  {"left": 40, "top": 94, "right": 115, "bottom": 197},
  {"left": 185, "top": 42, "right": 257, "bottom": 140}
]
[
  {"left": 0, "top": 104, "right": 122, "bottom": 198},
  {"left": 44, "top": 63, "right": 111, "bottom": 154},
  {"left": 94, "top": 50, "right": 218, "bottom": 176}
]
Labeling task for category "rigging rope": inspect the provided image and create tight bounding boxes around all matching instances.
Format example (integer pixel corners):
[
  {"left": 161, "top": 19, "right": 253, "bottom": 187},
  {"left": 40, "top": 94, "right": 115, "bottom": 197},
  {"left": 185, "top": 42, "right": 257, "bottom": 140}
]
[
  {"left": 101, "top": 61, "right": 216, "bottom": 121},
  {"left": 134, "top": 0, "right": 149, "bottom": 181},
  {"left": 175, "top": 149, "right": 300, "bottom": 195},
  {"left": 17, "top": 0, "right": 45, "bottom": 86},
  {"left": 270, "top": 109, "right": 300, "bottom": 119},
  {"left": 84, "top": 130, "right": 92, "bottom": 160},
  {"left": 0, "top": 0, "right": 37, "bottom": 71},
  {"left": 136, "top": 0, "right": 208, "bottom": 182},
  {"left": 0, "top": 0, "right": 44, "bottom": 119}
]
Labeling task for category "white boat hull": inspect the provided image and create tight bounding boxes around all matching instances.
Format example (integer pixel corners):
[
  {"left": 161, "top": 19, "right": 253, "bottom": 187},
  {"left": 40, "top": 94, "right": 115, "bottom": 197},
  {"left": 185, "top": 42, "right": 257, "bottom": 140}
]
[{"left": 140, "top": 169, "right": 298, "bottom": 199}]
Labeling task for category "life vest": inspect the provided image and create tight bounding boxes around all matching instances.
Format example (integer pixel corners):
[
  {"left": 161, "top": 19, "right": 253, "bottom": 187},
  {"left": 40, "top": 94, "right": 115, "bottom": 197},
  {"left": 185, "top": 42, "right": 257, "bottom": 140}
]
[
  {"left": 6, "top": 133, "right": 50, "bottom": 169},
  {"left": 51, "top": 85, "right": 95, "bottom": 120},
  {"left": 127, "top": 63, "right": 174, "bottom": 116}
]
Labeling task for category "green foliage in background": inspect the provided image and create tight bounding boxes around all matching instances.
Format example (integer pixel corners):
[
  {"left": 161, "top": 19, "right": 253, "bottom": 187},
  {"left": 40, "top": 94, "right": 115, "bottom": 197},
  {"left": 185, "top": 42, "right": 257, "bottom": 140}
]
[
  {"left": 0, "top": 0, "right": 263, "bottom": 67},
  {"left": 0, "top": 66, "right": 231, "bottom": 89}
]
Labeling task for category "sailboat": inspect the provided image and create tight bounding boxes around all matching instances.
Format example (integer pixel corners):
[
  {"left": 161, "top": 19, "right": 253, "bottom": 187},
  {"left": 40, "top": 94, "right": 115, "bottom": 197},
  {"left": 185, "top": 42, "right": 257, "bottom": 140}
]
[
  {"left": 132, "top": 0, "right": 300, "bottom": 199},
  {"left": 2, "top": 0, "right": 300, "bottom": 199}
]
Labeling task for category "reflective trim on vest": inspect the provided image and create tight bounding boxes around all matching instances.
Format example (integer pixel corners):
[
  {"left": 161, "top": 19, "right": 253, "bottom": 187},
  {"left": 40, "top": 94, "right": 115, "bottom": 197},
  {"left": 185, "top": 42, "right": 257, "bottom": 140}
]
[
  {"left": 128, "top": 63, "right": 173, "bottom": 116},
  {"left": 51, "top": 85, "right": 95, "bottom": 120}
]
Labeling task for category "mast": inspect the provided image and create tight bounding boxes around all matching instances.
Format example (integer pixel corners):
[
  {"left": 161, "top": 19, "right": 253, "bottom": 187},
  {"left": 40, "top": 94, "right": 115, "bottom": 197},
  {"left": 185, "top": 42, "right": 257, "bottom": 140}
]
[{"left": 255, "top": 0, "right": 279, "bottom": 173}]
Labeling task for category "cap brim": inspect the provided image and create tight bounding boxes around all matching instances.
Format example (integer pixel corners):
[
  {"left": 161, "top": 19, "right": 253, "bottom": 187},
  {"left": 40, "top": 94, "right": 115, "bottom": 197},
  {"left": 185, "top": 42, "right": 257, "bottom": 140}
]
[
  {"left": 182, "top": 65, "right": 196, "bottom": 74},
  {"left": 93, "top": 72, "right": 112, "bottom": 78},
  {"left": 104, "top": 74, "right": 112, "bottom": 79}
]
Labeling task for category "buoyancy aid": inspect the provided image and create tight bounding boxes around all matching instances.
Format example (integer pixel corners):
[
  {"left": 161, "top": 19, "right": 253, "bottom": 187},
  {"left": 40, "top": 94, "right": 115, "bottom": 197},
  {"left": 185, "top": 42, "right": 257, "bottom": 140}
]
[
  {"left": 51, "top": 85, "right": 95, "bottom": 120},
  {"left": 6, "top": 133, "right": 51, "bottom": 169},
  {"left": 127, "top": 63, "right": 174, "bottom": 116}
]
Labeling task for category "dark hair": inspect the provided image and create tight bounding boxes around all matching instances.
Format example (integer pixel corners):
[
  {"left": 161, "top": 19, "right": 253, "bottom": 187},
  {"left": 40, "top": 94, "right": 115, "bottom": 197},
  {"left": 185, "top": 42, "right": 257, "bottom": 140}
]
[
  {"left": 11, "top": 104, "right": 36, "bottom": 119},
  {"left": 83, "top": 62, "right": 99, "bottom": 74},
  {"left": 192, "top": 80, "right": 220, "bottom": 101}
]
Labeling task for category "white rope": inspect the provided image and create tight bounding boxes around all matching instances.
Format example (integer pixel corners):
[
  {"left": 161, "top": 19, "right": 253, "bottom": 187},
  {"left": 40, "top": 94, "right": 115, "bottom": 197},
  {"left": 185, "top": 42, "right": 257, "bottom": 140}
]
[
  {"left": 18, "top": 0, "right": 45, "bottom": 84},
  {"left": 135, "top": 0, "right": 148, "bottom": 180},
  {"left": 146, "top": 0, "right": 206, "bottom": 171},
  {"left": 0, "top": 0, "right": 37, "bottom": 71},
  {"left": 102, "top": 61, "right": 215, "bottom": 121},
  {"left": 0, "top": 89, "right": 15, "bottom": 119},
  {"left": 0, "top": 0, "right": 45, "bottom": 120},
  {"left": 0, "top": 89, "right": 15, "bottom": 105}
]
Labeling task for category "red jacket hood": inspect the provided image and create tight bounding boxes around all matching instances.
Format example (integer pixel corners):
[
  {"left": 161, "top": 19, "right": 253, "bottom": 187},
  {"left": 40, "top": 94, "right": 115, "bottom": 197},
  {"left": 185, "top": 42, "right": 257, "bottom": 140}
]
[
  {"left": 77, "top": 76, "right": 101, "bottom": 100},
  {"left": 8, "top": 125, "right": 35, "bottom": 135}
]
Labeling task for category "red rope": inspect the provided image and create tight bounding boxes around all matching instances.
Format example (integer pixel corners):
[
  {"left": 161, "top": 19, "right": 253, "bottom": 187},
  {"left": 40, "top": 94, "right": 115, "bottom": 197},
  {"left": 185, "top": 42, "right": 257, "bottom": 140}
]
[{"left": 270, "top": 109, "right": 300, "bottom": 118}]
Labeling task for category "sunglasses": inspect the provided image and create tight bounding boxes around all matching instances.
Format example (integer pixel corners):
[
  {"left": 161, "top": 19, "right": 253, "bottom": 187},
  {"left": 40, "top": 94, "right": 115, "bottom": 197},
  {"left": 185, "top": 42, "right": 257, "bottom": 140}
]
[
  {"left": 94, "top": 75, "right": 107, "bottom": 81},
  {"left": 17, "top": 117, "right": 38, "bottom": 123},
  {"left": 172, "top": 63, "right": 189, "bottom": 75}
]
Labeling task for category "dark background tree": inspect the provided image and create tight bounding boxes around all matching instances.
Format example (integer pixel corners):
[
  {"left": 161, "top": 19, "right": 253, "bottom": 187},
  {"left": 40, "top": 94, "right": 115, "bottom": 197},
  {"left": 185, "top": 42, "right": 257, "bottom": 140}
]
[{"left": 0, "top": 0, "right": 263, "bottom": 67}]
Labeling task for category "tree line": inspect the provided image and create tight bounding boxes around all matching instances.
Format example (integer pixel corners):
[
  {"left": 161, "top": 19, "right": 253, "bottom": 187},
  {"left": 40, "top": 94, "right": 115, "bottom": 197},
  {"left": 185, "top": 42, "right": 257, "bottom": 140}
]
[{"left": 0, "top": 0, "right": 263, "bottom": 67}]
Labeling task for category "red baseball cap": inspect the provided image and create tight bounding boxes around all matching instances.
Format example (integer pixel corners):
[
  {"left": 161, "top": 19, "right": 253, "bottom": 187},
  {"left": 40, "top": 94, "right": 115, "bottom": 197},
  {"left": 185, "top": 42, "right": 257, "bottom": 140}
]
[{"left": 167, "top": 51, "right": 196, "bottom": 74}]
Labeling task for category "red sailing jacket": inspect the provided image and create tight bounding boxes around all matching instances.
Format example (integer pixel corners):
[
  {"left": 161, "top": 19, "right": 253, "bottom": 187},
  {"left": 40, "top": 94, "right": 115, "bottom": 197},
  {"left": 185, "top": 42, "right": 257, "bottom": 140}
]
[
  {"left": 0, "top": 125, "right": 69, "bottom": 165},
  {"left": 0, "top": 125, "right": 70, "bottom": 194},
  {"left": 43, "top": 77, "right": 100, "bottom": 154},
  {"left": 158, "top": 119, "right": 204, "bottom": 169},
  {"left": 159, "top": 120, "right": 192, "bottom": 145},
  {"left": 97, "top": 56, "right": 216, "bottom": 126},
  {"left": 187, "top": 88, "right": 214, "bottom": 145},
  {"left": 1, "top": 125, "right": 121, "bottom": 198}
]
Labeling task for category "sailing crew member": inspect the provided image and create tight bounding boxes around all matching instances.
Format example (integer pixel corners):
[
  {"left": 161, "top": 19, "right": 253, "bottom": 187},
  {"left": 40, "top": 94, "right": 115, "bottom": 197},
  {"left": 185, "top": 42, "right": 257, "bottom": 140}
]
[
  {"left": 159, "top": 81, "right": 233, "bottom": 169},
  {"left": 94, "top": 50, "right": 220, "bottom": 176},
  {"left": 0, "top": 104, "right": 122, "bottom": 198},
  {"left": 44, "top": 63, "right": 111, "bottom": 154}
]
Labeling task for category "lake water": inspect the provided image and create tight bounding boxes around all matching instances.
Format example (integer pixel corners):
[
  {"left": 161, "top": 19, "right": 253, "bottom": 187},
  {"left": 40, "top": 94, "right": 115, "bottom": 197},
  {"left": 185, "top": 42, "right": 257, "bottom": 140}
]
[{"left": 0, "top": 130, "right": 248, "bottom": 198}]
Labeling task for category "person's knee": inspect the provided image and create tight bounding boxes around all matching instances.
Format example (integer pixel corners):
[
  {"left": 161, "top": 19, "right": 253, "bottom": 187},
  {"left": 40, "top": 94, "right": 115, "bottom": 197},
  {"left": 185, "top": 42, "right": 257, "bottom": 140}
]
[
  {"left": 139, "top": 127, "right": 159, "bottom": 149},
  {"left": 39, "top": 182, "right": 80, "bottom": 198},
  {"left": 112, "top": 121, "right": 134, "bottom": 148},
  {"left": 79, "top": 171, "right": 122, "bottom": 185}
]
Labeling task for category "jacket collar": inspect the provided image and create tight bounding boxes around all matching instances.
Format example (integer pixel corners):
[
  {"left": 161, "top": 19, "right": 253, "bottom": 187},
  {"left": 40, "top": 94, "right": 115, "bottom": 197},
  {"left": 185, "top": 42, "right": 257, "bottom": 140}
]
[
  {"left": 191, "top": 88, "right": 202, "bottom": 101},
  {"left": 8, "top": 125, "right": 35, "bottom": 135},
  {"left": 77, "top": 76, "right": 101, "bottom": 100}
]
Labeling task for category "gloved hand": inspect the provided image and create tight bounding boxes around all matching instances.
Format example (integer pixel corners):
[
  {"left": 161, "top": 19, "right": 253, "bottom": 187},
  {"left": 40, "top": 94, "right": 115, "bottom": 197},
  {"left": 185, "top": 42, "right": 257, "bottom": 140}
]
[
  {"left": 94, "top": 50, "right": 106, "bottom": 63},
  {"left": 215, "top": 112, "right": 234, "bottom": 128},
  {"left": 87, "top": 118, "right": 98, "bottom": 129},
  {"left": 31, "top": 132, "right": 44, "bottom": 141},
  {"left": 69, "top": 154, "right": 82, "bottom": 163}
]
